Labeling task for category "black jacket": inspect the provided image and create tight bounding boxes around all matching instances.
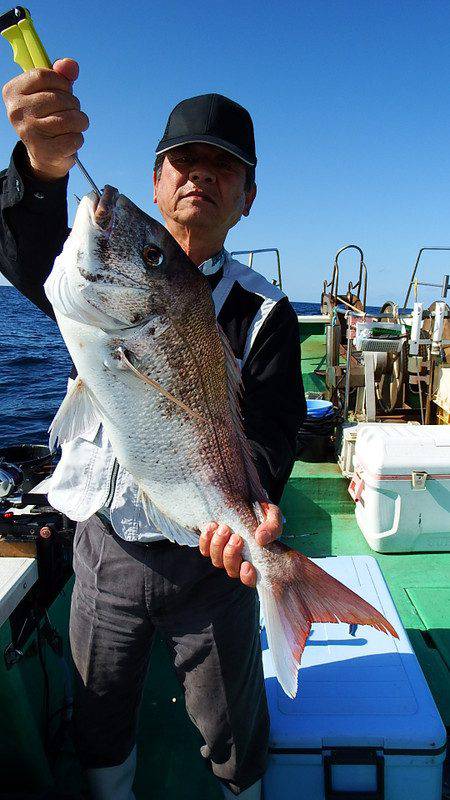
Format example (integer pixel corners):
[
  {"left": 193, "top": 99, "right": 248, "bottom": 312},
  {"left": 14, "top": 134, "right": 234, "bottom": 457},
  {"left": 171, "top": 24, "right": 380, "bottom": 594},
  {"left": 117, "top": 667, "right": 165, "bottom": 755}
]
[{"left": 0, "top": 141, "right": 306, "bottom": 503}]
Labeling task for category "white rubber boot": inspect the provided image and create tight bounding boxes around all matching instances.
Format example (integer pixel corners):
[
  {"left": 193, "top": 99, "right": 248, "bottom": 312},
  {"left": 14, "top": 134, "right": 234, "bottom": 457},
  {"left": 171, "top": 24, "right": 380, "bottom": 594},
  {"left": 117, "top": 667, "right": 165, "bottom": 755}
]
[
  {"left": 86, "top": 744, "right": 137, "bottom": 800},
  {"left": 221, "top": 778, "right": 262, "bottom": 799}
]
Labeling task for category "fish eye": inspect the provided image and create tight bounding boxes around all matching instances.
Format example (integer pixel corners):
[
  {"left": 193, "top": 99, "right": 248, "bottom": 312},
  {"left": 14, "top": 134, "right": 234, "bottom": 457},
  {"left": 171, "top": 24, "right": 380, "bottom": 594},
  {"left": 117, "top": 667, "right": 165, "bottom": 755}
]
[{"left": 142, "top": 245, "right": 164, "bottom": 267}]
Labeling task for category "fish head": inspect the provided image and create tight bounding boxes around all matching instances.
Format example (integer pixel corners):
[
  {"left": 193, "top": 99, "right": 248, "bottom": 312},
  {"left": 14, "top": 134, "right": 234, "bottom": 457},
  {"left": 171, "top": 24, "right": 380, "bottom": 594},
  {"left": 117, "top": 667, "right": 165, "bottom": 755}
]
[{"left": 65, "top": 186, "right": 209, "bottom": 328}]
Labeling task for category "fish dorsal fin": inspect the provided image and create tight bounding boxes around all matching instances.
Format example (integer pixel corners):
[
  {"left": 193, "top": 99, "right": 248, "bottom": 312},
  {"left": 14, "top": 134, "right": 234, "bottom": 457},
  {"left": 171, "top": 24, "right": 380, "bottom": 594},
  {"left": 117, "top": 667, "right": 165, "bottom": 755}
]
[
  {"left": 137, "top": 487, "right": 200, "bottom": 547},
  {"left": 116, "top": 347, "right": 207, "bottom": 424},
  {"left": 49, "top": 376, "right": 100, "bottom": 450},
  {"left": 217, "top": 325, "right": 268, "bottom": 502}
]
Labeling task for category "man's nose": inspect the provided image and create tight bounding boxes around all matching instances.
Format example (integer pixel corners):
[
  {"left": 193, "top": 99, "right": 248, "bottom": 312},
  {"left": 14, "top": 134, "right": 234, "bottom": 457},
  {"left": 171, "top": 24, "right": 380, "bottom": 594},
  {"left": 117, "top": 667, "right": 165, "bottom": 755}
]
[{"left": 189, "top": 165, "right": 216, "bottom": 183}]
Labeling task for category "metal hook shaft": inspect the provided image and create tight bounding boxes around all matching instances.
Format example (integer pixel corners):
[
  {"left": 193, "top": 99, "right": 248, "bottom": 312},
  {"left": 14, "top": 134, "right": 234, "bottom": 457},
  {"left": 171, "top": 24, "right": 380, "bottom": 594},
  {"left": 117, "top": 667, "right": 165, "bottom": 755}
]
[{"left": 74, "top": 155, "right": 101, "bottom": 196}]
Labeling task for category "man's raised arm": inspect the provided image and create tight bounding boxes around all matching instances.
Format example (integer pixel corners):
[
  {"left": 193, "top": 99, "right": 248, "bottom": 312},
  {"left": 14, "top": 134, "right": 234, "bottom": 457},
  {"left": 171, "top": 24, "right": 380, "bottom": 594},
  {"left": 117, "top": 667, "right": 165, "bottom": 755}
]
[{"left": 0, "top": 58, "right": 88, "bottom": 317}]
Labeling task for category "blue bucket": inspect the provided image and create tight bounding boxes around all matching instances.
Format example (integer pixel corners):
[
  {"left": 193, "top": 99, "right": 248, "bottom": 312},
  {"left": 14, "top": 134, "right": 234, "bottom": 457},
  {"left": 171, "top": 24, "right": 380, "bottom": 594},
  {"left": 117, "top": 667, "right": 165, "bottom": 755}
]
[{"left": 306, "top": 399, "right": 334, "bottom": 419}]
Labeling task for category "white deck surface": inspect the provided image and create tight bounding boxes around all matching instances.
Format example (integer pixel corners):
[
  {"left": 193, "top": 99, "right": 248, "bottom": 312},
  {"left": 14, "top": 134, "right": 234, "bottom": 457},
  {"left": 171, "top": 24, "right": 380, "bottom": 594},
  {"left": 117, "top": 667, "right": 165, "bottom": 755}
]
[{"left": 0, "top": 557, "right": 38, "bottom": 629}]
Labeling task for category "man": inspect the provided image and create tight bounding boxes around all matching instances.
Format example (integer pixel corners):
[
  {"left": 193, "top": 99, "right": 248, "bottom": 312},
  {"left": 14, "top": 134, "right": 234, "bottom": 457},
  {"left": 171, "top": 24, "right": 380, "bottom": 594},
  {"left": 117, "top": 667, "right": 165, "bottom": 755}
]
[{"left": 1, "top": 59, "right": 305, "bottom": 799}]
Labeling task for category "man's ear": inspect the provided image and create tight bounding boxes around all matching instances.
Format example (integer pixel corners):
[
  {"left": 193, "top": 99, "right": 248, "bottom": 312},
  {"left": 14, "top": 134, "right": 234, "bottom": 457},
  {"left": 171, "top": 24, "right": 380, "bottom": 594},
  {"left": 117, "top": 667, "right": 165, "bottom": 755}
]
[
  {"left": 242, "top": 183, "right": 257, "bottom": 217},
  {"left": 153, "top": 170, "right": 158, "bottom": 205}
]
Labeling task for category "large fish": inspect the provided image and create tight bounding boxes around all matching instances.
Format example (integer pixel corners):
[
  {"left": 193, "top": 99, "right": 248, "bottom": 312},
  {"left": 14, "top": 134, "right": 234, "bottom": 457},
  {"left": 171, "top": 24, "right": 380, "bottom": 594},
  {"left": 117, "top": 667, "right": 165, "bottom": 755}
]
[{"left": 45, "top": 186, "right": 397, "bottom": 698}]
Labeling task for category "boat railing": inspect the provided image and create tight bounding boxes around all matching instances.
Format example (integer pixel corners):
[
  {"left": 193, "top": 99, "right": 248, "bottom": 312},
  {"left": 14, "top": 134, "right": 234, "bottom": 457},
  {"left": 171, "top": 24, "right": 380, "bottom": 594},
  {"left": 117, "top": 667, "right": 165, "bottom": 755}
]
[
  {"left": 230, "top": 248, "right": 282, "bottom": 290},
  {"left": 403, "top": 246, "right": 450, "bottom": 309},
  {"left": 322, "top": 244, "right": 367, "bottom": 313}
]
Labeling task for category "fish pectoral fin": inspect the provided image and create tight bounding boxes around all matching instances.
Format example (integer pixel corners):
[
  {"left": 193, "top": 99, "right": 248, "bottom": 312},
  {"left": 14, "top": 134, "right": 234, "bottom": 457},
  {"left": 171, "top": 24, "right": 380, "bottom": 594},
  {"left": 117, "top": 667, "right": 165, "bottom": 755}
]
[
  {"left": 48, "top": 376, "right": 100, "bottom": 450},
  {"left": 260, "top": 542, "right": 398, "bottom": 699},
  {"left": 116, "top": 347, "right": 206, "bottom": 424},
  {"left": 137, "top": 487, "right": 200, "bottom": 547}
]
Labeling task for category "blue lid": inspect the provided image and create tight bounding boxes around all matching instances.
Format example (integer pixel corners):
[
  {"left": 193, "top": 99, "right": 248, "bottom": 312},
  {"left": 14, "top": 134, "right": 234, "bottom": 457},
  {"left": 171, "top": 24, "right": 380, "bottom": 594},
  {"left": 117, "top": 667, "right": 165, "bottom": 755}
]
[
  {"left": 306, "top": 399, "right": 334, "bottom": 418},
  {"left": 262, "top": 556, "right": 447, "bottom": 752}
]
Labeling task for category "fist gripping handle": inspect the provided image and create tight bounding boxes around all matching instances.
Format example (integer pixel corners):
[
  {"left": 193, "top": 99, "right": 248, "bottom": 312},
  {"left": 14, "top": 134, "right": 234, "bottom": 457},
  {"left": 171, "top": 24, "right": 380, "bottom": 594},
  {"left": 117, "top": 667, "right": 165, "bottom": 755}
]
[
  {"left": 0, "top": 6, "right": 101, "bottom": 195},
  {"left": 0, "top": 6, "right": 51, "bottom": 70}
]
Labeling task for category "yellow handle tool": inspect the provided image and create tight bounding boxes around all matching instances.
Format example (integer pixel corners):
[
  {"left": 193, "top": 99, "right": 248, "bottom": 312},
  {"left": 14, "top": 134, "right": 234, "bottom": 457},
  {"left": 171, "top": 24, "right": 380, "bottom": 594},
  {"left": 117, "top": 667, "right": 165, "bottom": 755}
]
[{"left": 0, "top": 5, "right": 100, "bottom": 195}]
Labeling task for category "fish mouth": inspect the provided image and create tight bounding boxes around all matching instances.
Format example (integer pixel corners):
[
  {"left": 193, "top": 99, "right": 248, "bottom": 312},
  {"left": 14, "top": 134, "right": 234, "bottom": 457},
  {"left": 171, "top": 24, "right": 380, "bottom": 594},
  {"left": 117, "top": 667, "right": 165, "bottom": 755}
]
[{"left": 90, "top": 185, "right": 120, "bottom": 232}]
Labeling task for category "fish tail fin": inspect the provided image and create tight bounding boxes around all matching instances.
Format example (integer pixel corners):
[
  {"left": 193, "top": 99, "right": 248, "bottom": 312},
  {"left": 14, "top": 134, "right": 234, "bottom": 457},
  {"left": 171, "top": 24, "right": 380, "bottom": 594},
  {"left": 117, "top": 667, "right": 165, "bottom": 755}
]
[{"left": 259, "top": 543, "right": 398, "bottom": 699}]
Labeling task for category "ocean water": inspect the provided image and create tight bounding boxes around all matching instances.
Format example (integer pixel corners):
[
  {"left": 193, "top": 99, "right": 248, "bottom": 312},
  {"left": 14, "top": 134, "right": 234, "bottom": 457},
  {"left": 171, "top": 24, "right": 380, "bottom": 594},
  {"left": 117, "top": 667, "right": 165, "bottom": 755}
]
[
  {"left": 0, "top": 286, "right": 321, "bottom": 448},
  {"left": 0, "top": 286, "right": 72, "bottom": 448}
]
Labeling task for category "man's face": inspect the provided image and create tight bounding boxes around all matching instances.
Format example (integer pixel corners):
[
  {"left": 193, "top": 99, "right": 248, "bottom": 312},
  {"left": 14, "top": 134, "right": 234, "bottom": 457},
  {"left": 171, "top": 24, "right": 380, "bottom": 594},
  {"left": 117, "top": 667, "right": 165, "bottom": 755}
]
[{"left": 153, "top": 143, "right": 256, "bottom": 237}]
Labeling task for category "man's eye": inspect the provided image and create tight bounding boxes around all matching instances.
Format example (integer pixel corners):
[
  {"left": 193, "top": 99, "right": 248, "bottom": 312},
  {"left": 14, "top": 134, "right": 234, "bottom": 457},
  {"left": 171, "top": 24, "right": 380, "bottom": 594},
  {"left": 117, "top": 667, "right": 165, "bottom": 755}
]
[{"left": 219, "top": 160, "right": 236, "bottom": 171}]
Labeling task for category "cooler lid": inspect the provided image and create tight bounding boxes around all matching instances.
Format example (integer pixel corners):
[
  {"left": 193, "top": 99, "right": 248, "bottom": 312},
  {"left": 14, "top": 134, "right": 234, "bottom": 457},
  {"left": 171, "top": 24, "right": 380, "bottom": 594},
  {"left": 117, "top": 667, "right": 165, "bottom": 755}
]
[
  {"left": 354, "top": 423, "right": 450, "bottom": 476},
  {"left": 262, "top": 556, "right": 446, "bottom": 753}
]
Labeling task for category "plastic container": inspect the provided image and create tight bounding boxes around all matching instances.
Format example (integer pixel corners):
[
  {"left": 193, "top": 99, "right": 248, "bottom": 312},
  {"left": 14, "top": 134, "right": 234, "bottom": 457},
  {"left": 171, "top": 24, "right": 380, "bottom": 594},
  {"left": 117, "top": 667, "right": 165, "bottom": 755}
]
[
  {"left": 305, "top": 399, "right": 334, "bottom": 419},
  {"left": 351, "top": 424, "right": 450, "bottom": 552},
  {"left": 262, "top": 556, "right": 446, "bottom": 800},
  {"left": 297, "top": 404, "right": 338, "bottom": 462}
]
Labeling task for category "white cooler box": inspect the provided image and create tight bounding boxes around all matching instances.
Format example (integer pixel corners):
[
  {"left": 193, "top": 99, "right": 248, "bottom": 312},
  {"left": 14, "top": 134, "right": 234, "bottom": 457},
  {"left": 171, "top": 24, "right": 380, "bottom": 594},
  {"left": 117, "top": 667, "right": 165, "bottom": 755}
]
[
  {"left": 349, "top": 423, "right": 450, "bottom": 552},
  {"left": 262, "top": 556, "right": 446, "bottom": 800}
]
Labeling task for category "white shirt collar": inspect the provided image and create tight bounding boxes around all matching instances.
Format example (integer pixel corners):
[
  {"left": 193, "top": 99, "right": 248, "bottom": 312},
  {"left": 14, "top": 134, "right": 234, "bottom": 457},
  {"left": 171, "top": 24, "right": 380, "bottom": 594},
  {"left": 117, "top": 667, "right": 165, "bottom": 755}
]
[{"left": 199, "top": 248, "right": 227, "bottom": 276}]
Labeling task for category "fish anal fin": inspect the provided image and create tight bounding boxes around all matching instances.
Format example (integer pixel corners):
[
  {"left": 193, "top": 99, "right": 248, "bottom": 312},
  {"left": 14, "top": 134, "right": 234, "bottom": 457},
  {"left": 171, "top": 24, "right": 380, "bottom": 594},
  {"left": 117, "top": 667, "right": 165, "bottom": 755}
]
[
  {"left": 48, "top": 376, "right": 100, "bottom": 450},
  {"left": 138, "top": 487, "right": 199, "bottom": 547},
  {"left": 260, "top": 542, "right": 398, "bottom": 699}
]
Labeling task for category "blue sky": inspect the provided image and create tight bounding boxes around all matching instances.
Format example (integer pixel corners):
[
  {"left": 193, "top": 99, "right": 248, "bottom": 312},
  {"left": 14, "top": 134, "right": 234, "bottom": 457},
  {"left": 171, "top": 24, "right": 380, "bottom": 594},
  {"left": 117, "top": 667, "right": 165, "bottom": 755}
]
[{"left": 2, "top": 0, "right": 450, "bottom": 304}]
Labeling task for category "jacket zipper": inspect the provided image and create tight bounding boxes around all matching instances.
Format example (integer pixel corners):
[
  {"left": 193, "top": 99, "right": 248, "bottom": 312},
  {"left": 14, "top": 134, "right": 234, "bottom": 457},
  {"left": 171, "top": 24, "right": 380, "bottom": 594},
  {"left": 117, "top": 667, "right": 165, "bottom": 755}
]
[{"left": 104, "top": 458, "right": 119, "bottom": 509}]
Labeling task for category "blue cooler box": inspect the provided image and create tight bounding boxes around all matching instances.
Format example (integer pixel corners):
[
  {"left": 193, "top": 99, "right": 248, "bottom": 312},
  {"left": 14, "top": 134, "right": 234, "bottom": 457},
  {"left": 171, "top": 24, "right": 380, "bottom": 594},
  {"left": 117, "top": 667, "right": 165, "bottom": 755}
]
[{"left": 262, "top": 556, "right": 446, "bottom": 800}]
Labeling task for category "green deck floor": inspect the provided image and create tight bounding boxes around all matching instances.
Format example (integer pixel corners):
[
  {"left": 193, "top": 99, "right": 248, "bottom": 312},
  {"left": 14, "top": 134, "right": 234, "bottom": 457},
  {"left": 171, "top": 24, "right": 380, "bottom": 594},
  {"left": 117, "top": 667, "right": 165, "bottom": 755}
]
[{"left": 300, "top": 323, "right": 328, "bottom": 395}]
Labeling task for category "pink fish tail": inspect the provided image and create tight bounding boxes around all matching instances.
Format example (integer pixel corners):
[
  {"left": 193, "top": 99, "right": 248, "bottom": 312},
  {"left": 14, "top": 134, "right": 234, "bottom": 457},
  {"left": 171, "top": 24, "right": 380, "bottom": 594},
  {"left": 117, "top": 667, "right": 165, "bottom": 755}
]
[{"left": 259, "top": 542, "right": 398, "bottom": 699}]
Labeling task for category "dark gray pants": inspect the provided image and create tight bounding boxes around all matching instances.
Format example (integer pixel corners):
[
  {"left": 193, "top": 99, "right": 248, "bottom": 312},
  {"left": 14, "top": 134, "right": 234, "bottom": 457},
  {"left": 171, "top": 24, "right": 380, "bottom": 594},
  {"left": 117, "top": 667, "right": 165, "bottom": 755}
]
[{"left": 69, "top": 514, "right": 269, "bottom": 794}]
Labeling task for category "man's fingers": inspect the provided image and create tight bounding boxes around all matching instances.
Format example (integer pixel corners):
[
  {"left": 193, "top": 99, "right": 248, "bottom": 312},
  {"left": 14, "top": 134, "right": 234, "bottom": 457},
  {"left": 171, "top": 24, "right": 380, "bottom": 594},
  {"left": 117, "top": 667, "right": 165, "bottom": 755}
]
[
  {"left": 209, "top": 524, "right": 232, "bottom": 568},
  {"left": 223, "top": 534, "right": 244, "bottom": 579},
  {"left": 26, "top": 131, "right": 84, "bottom": 163},
  {"left": 263, "top": 502, "right": 283, "bottom": 528},
  {"left": 199, "top": 523, "right": 258, "bottom": 587},
  {"left": 27, "top": 109, "right": 90, "bottom": 138},
  {"left": 255, "top": 502, "right": 283, "bottom": 546},
  {"left": 198, "top": 522, "right": 218, "bottom": 556},
  {"left": 5, "top": 67, "right": 74, "bottom": 98},
  {"left": 240, "top": 561, "right": 257, "bottom": 588},
  {"left": 53, "top": 58, "right": 79, "bottom": 83},
  {"left": 22, "top": 90, "right": 81, "bottom": 120}
]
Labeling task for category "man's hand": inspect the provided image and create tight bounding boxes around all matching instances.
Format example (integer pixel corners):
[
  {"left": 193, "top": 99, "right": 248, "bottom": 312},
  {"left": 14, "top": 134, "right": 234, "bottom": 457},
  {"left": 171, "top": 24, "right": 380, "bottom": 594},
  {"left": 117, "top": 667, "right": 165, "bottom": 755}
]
[
  {"left": 2, "top": 57, "right": 89, "bottom": 181},
  {"left": 199, "top": 503, "right": 283, "bottom": 587}
]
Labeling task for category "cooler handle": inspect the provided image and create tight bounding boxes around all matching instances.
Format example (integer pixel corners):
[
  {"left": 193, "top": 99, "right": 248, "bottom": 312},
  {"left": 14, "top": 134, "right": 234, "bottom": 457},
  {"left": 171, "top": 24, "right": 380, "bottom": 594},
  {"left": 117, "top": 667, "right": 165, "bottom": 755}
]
[
  {"left": 348, "top": 471, "right": 364, "bottom": 502},
  {"left": 324, "top": 748, "right": 385, "bottom": 800}
]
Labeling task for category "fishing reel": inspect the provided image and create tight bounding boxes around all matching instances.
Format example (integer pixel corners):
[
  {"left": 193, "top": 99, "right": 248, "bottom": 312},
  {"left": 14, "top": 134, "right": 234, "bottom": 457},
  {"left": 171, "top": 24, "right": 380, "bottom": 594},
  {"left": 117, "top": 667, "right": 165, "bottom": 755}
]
[{"left": 0, "top": 461, "right": 23, "bottom": 499}]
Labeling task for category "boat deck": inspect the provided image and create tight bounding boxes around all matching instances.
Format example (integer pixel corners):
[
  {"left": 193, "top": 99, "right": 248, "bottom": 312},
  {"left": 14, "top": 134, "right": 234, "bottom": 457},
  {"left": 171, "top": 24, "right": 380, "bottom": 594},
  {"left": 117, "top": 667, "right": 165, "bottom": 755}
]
[
  {"left": 296, "top": 318, "right": 450, "bottom": 726},
  {"left": 0, "top": 317, "right": 448, "bottom": 798},
  {"left": 133, "top": 452, "right": 450, "bottom": 798},
  {"left": 284, "top": 458, "right": 450, "bottom": 727}
]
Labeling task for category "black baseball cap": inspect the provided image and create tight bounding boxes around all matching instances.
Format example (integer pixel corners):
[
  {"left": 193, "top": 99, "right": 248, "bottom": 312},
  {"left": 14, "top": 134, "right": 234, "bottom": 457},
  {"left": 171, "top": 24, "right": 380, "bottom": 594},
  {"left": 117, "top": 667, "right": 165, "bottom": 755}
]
[{"left": 155, "top": 93, "right": 257, "bottom": 167}]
